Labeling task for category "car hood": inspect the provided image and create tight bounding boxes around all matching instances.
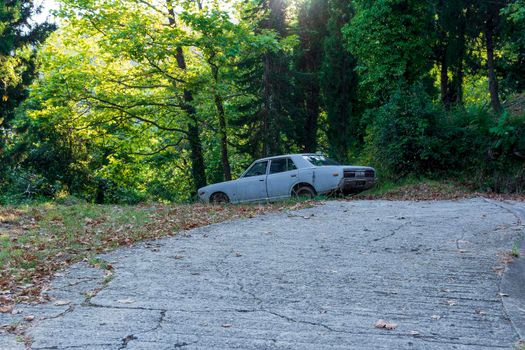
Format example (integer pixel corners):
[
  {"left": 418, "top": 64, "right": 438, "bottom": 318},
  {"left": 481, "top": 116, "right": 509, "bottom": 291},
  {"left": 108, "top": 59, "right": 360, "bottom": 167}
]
[{"left": 198, "top": 179, "right": 238, "bottom": 193}]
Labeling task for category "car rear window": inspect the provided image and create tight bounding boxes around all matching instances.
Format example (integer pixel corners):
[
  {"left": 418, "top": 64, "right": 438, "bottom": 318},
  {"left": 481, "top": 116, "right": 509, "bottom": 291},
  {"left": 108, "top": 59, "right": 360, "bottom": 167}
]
[
  {"left": 269, "top": 158, "right": 298, "bottom": 174},
  {"left": 270, "top": 158, "right": 287, "bottom": 174},
  {"left": 303, "top": 155, "right": 340, "bottom": 166}
]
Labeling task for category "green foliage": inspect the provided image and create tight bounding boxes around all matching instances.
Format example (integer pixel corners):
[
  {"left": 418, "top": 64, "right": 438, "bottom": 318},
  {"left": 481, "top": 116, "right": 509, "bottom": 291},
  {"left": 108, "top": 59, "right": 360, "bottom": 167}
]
[
  {"left": 2, "top": 0, "right": 525, "bottom": 203},
  {"left": 344, "top": 0, "right": 435, "bottom": 103},
  {"left": 320, "top": 0, "right": 359, "bottom": 163},
  {"left": 364, "top": 85, "right": 442, "bottom": 177},
  {"left": 1, "top": 0, "right": 55, "bottom": 184}
]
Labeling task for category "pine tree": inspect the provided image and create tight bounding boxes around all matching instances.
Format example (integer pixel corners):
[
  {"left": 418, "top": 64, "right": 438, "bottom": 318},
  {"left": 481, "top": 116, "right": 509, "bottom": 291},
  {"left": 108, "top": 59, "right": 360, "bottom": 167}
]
[
  {"left": 231, "top": 0, "right": 294, "bottom": 159},
  {"left": 293, "top": 0, "right": 328, "bottom": 153},
  {"left": 320, "top": 0, "right": 358, "bottom": 163},
  {"left": 0, "top": 1, "right": 55, "bottom": 169}
]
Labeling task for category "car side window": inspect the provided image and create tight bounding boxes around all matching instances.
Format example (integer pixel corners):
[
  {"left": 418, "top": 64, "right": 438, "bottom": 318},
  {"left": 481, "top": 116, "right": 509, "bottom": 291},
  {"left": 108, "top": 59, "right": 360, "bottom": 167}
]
[
  {"left": 287, "top": 158, "right": 297, "bottom": 171},
  {"left": 244, "top": 161, "right": 268, "bottom": 177},
  {"left": 269, "top": 158, "right": 287, "bottom": 174}
]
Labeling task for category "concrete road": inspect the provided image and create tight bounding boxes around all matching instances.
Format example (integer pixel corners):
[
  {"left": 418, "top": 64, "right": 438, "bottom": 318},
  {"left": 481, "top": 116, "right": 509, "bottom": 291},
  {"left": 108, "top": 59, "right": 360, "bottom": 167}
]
[{"left": 2, "top": 199, "right": 524, "bottom": 349}]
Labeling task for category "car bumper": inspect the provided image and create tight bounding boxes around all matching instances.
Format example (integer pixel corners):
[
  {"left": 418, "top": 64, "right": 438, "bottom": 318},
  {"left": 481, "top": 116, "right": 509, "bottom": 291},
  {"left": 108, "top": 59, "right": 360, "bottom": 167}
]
[{"left": 338, "top": 178, "right": 376, "bottom": 194}]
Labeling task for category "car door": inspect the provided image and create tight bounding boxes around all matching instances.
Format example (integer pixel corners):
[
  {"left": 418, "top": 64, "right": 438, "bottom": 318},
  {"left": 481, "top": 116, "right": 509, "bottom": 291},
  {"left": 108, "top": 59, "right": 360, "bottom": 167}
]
[
  {"left": 235, "top": 161, "right": 269, "bottom": 202},
  {"left": 266, "top": 158, "right": 299, "bottom": 199}
]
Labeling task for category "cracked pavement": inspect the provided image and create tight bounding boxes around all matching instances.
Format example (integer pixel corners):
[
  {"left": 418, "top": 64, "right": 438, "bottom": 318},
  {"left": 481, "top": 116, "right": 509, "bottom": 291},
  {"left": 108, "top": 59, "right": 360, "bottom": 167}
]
[{"left": 1, "top": 198, "right": 525, "bottom": 349}]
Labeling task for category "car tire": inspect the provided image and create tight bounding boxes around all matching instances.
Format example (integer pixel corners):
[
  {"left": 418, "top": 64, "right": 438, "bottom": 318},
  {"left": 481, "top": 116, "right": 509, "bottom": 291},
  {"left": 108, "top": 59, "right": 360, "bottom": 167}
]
[
  {"left": 293, "top": 185, "right": 315, "bottom": 199},
  {"left": 210, "top": 192, "right": 230, "bottom": 204}
]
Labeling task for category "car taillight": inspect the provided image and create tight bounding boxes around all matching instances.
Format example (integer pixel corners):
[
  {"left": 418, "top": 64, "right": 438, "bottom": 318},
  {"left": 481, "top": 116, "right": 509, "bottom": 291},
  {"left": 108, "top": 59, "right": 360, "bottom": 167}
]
[{"left": 365, "top": 170, "right": 375, "bottom": 178}]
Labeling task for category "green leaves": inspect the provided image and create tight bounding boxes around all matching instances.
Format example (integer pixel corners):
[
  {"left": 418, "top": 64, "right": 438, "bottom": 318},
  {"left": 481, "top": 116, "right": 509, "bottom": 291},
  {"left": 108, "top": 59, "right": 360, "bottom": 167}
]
[{"left": 344, "top": 0, "right": 434, "bottom": 103}]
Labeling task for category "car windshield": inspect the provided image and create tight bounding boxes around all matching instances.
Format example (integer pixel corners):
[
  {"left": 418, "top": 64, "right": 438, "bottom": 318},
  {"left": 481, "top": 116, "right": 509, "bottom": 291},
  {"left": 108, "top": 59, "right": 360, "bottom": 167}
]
[{"left": 303, "top": 155, "right": 340, "bottom": 166}]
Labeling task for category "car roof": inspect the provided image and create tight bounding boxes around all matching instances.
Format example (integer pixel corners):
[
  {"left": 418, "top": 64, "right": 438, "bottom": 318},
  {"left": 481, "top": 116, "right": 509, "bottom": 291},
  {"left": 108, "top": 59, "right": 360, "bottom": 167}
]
[{"left": 256, "top": 153, "right": 321, "bottom": 162}]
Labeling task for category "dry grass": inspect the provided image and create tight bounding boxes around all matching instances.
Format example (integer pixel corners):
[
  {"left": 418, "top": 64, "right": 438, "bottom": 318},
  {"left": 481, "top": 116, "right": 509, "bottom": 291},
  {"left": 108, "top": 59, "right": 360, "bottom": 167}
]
[{"left": 0, "top": 201, "right": 310, "bottom": 307}]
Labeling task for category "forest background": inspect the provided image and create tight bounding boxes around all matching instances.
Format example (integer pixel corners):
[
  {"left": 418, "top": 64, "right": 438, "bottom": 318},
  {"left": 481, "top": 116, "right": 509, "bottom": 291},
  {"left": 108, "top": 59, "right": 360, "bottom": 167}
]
[{"left": 1, "top": 0, "right": 525, "bottom": 204}]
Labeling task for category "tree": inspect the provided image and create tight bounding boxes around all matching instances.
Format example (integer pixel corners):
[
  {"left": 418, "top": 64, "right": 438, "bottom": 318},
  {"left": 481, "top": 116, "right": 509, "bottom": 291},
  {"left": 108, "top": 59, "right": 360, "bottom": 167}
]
[
  {"left": 231, "top": 0, "right": 295, "bottom": 159},
  {"left": 0, "top": 0, "right": 54, "bottom": 177},
  {"left": 344, "top": 0, "right": 435, "bottom": 103},
  {"left": 34, "top": 0, "right": 211, "bottom": 195},
  {"left": 320, "top": 0, "right": 358, "bottom": 162},
  {"left": 480, "top": 0, "right": 506, "bottom": 112},
  {"left": 293, "top": 0, "right": 328, "bottom": 153},
  {"left": 500, "top": 0, "right": 525, "bottom": 94},
  {"left": 180, "top": 7, "right": 254, "bottom": 181},
  {"left": 435, "top": 0, "right": 469, "bottom": 109}
]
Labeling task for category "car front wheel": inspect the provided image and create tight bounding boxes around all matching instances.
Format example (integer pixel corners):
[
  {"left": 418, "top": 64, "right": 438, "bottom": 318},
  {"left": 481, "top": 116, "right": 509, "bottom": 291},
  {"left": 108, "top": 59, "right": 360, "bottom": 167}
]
[{"left": 210, "top": 192, "right": 230, "bottom": 204}]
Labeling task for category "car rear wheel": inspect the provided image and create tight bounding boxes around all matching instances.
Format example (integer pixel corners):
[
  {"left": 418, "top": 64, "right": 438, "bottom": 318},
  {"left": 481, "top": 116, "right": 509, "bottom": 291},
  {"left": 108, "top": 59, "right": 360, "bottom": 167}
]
[
  {"left": 293, "top": 185, "right": 315, "bottom": 199},
  {"left": 210, "top": 192, "right": 230, "bottom": 204}
]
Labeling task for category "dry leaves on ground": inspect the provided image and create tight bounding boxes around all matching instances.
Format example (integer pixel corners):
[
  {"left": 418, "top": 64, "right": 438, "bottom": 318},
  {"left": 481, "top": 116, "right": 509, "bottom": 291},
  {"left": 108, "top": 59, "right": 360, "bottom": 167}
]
[
  {"left": 352, "top": 182, "right": 525, "bottom": 202},
  {"left": 0, "top": 201, "right": 312, "bottom": 305}
]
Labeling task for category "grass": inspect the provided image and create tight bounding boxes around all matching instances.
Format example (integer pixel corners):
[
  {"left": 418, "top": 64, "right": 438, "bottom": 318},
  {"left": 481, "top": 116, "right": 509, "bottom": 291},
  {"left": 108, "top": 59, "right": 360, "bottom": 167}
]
[
  {"left": 512, "top": 240, "right": 521, "bottom": 258},
  {"left": 0, "top": 200, "right": 311, "bottom": 305}
]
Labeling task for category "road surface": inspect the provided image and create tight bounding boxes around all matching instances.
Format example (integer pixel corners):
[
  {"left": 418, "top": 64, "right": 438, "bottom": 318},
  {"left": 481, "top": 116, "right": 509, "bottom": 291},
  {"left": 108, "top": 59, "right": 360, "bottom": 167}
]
[{"left": 1, "top": 198, "right": 524, "bottom": 349}]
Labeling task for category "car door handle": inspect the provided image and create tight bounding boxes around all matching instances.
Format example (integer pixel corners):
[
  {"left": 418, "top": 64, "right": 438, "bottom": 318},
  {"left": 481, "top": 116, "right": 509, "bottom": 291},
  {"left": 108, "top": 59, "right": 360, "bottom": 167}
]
[
  {"left": 291, "top": 174, "right": 297, "bottom": 177},
  {"left": 259, "top": 179, "right": 265, "bottom": 182}
]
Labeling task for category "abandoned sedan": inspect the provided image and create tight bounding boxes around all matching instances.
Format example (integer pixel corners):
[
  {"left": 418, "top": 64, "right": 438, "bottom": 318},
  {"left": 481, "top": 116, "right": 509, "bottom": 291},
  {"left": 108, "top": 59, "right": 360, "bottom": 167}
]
[{"left": 198, "top": 154, "right": 376, "bottom": 204}]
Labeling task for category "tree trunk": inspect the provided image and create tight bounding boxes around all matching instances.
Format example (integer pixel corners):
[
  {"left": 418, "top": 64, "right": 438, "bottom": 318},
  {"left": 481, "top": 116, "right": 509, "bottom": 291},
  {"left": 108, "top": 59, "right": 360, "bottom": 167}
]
[
  {"left": 167, "top": 2, "right": 207, "bottom": 192},
  {"left": 215, "top": 93, "right": 231, "bottom": 181},
  {"left": 303, "top": 85, "right": 319, "bottom": 153},
  {"left": 440, "top": 50, "right": 450, "bottom": 109},
  {"left": 262, "top": 54, "right": 271, "bottom": 157},
  {"left": 451, "top": 12, "right": 466, "bottom": 106},
  {"left": 187, "top": 121, "right": 207, "bottom": 191},
  {"left": 437, "top": 0, "right": 450, "bottom": 109},
  {"left": 485, "top": 17, "right": 502, "bottom": 113},
  {"left": 211, "top": 65, "right": 232, "bottom": 181}
]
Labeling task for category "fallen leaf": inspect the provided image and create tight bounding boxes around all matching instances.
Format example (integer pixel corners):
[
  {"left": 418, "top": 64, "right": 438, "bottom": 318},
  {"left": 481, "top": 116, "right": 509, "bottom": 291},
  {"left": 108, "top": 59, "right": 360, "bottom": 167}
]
[
  {"left": 385, "top": 322, "right": 397, "bottom": 330},
  {"left": 445, "top": 299, "right": 458, "bottom": 306},
  {"left": 0, "top": 305, "right": 13, "bottom": 313},
  {"left": 117, "top": 298, "right": 135, "bottom": 304},
  {"left": 221, "top": 323, "right": 232, "bottom": 328},
  {"left": 235, "top": 252, "right": 242, "bottom": 257},
  {"left": 374, "top": 319, "right": 397, "bottom": 330},
  {"left": 54, "top": 300, "right": 70, "bottom": 306},
  {"left": 174, "top": 255, "right": 184, "bottom": 260},
  {"left": 431, "top": 315, "right": 441, "bottom": 320},
  {"left": 408, "top": 331, "right": 420, "bottom": 336},
  {"left": 498, "top": 293, "right": 509, "bottom": 297},
  {"left": 24, "top": 315, "right": 35, "bottom": 322}
]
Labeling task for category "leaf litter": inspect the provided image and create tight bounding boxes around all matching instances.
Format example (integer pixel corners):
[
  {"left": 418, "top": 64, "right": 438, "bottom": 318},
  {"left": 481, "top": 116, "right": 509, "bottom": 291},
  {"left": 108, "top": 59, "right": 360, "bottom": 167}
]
[{"left": 0, "top": 201, "right": 313, "bottom": 306}]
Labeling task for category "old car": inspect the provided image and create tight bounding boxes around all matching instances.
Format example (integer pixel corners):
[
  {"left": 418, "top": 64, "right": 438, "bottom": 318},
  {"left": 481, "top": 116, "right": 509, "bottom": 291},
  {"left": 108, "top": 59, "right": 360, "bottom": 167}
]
[{"left": 198, "top": 154, "right": 376, "bottom": 204}]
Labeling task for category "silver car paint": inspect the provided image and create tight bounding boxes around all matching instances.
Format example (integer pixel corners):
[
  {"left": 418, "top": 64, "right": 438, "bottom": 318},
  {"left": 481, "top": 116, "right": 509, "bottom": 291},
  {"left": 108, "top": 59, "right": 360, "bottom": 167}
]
[{"left": 198, "top": 154, "right": 376, "bottom": 203}]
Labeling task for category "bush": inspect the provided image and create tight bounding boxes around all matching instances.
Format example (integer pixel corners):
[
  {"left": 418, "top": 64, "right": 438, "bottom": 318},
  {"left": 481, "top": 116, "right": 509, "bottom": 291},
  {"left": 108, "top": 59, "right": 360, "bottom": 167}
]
[
  {"left": 363, "top": 85, "right": 525, "bottom": 193},
  {"left": 364, "top": 85, "right": 445, "bottom": 178}
]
